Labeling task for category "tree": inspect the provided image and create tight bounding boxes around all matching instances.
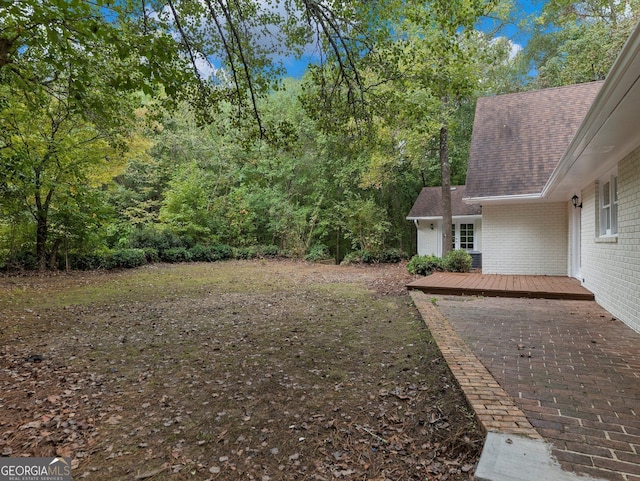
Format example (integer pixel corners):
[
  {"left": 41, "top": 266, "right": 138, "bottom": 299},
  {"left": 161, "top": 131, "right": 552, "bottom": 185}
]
[
  {"left": 523, "top": 0, "right": 640, "bottom": 88},
  {"left": 0, "top": 85, "right": 126, "bottom": 268}
]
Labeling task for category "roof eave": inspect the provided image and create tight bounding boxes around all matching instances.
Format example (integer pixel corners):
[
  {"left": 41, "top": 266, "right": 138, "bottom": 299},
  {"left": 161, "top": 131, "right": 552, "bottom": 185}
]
[
  {"left": 463, "top": 193, "right": 544, "bottom": 205},
  {"left": 543, "top": 21, "right": 640, "bottom": 198},
  {"left": 406, "top": 214, "right": 482, "bottom": 221}
]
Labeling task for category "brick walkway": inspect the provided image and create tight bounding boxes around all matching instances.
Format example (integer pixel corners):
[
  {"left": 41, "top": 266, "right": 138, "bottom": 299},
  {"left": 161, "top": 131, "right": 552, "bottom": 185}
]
[{"left": 411, "top": 292, "right": 640, "bottom": 481}]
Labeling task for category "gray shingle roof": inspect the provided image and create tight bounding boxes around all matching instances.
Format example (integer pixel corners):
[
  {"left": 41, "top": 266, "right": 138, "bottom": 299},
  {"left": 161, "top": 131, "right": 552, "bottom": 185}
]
[
  {"left": 466, "top": 81, "right": 604, "bottom": 199},
  {"left": 407, "top": 186, "right": 481, "bottom": 218}
]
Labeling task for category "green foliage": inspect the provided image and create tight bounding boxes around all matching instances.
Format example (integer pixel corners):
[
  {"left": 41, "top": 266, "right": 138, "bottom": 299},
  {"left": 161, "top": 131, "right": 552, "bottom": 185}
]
[
  {"left": 341, "top": 247, "right": 408, "bottom": 265},
  {"left": 305, "top": 244, "right": 331, "bottom": 262},
  {"left": 378, "top": 248, "right": 408, "bottom": 264},
  {"left": 232, "top": 245, "right": 280, "bottom": 260},
  {"left": 105, "top": 249, "right": 148, "bottom": 269},
  {"left": 341, "top": 250, "right": 376, "bottom": 265},
  {"left": 126, "top": 226, "right": 187, "bottom": 251},
  {"left": 0, "top": 0, "right": 545, "bottom": 272},
  {"left": 407, "top": 250, "right": 472, "bottom": 275},
  {"left": 161, "top": 248, "right": 192, "bottom": 264},
  {"left": 60, "top": 253, "right": 106, "bottom": 271},
  {"left": 143, "top": 248, "right": 160, "bottom": 264},
  {"left": 444, "top": 249, "right": 473, "bottom": 273},
  {"left": 407, "top": 255, "right": 447, "bottom": 276},
  {"left": 188, "top": 244, "right": 233, "bottom": 262},
  {"left": 341, "top": 198, "right": 392, "bottom": 253},
  {"left": 523, "top": 0, "right": 640, "bottom": 88}
]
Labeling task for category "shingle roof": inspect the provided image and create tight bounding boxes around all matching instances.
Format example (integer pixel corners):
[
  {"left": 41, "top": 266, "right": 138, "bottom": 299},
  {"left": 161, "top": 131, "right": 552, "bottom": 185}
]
[
  {"left": 407, "top": 186, "right": 481, "bottom": 218},
  {"left": 465, "top": 81, "right": 604, "bottom": 199}
]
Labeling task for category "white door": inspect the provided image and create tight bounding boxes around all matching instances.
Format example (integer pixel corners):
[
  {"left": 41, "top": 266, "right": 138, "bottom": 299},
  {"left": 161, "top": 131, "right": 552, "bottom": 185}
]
[{"left": 452, "top": 223, "right": 475, "bottom": 251}]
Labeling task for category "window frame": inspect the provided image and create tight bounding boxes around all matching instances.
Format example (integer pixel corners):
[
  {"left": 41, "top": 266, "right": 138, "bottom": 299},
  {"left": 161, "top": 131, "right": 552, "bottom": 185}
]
[
  {"left": 599, "top": 169, "right": 618, "bottom": 237},
  {"left": 452, "top": 222, "right": 475, "bottom": 251}
]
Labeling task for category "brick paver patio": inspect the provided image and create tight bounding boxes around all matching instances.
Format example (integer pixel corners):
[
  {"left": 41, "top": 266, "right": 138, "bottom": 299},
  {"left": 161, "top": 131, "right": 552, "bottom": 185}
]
[{"left": 410, "top": 291, "right": 640, "bottom": 481}]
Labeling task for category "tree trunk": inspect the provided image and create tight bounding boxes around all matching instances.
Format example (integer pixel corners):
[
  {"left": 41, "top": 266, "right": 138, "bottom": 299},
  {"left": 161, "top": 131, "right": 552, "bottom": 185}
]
[
  {"left": 440, "top": 123, "right": 452, "bottom": 257},
  {"left": 49, "top": 237, "right": 62, "bottom": 270},
  {"left": 36, "top": 213, "right": 48, "bottom": 270}
]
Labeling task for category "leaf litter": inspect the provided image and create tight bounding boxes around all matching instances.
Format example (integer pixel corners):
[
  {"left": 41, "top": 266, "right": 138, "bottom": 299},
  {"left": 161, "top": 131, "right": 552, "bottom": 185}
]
[{"left": 0, "top": 260, "right": 483, "bottom": 479}]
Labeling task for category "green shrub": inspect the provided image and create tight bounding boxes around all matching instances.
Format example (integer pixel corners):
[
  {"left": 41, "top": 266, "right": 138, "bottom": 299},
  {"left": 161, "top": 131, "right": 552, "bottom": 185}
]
[
  {"left": 127, "top": 226, "right": 186, "bottom": 251},
  {"left": 160, "top": 247, "right": 192, "bottom": 263},
  {"left": 444, "top": 249, "right": 473, "bottom": 273},
  {"left": 189, "top": 244, "right": 233, "bottom": 262},
  {"left": 257, "top": 245, "right": 280, "bottom": 258},
  {"left": 233, "top": 246, "right": 257, "bottom": 260},
  {"left": 143, "top": 248, "right": 160, "bottom": 263},
  {"left": 6, "top": 251, "right": 39, "bottom": 271},
  {"left": 305, "top": 244, "right": 330, "bottom": 262},
  {"left": 378, "top": 248, "right": 407, "bottom": 264},
  {"left": 105, "top": 249, "right": 147, "bottom": 269},
  {"left": 341, "top": 249, "right": 375, "bottom": 265},
  {"left": 58, "top": 253, "right": 104, "bottom": 270},
  {"left": 407, "top": 255, "right": 446, "bottom": 276}
]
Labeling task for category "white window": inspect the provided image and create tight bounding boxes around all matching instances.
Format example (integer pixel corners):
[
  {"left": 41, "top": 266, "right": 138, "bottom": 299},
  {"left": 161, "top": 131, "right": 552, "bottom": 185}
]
[{"left": 599, "top": 171, "right": 618, "bottom": 236}]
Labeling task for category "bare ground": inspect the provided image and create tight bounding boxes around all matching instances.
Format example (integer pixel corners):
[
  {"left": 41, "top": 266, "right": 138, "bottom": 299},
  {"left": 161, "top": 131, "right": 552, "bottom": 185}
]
[{"left": 0, "top": 260, "right": 483, "bottom": 480}]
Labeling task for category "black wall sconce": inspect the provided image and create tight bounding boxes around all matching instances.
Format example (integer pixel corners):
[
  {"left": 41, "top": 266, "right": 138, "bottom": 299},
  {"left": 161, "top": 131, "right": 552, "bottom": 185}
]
[{"left": 571, "top": 194, "right": 582, "bottom": 209}]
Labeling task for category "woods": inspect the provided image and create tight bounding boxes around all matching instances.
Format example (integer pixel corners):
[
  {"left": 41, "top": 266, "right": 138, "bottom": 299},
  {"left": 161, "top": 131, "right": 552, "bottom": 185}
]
[{"left": 2, "top": 0, "right": 640, "bottom": 270}]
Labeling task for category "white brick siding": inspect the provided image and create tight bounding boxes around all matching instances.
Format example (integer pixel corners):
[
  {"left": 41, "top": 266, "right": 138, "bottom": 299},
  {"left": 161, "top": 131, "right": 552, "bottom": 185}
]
[
  {"left": 482, "top": 203, "right": 568, "bottom": 275},
  {"left": 581, "top": 146, "right": 640, "bottom": 333}
]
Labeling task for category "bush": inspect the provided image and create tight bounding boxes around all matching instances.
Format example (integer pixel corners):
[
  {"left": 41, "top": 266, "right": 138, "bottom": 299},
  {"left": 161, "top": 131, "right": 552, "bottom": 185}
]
[
  {"left": 341, "top": 249, "right": 375, "bottom": 265},
  {"left": 105, "top": 249, "right": 147, "bottom": 269},
  {"left": 160, "top": 247, "right": 192, "bottom": 263},
  {"left": 189, "top": 244, "right": 233, "bottom": 262},
  {"left": 127, "top": 226, "right": 186, "bottom": 251},
  {"left": 378, "top": 248, "right": 408, "bottom": 264},
  {"left": 258, "top": 245, "right": 280, "bottom": 258},
  {"left": 305, "top": 244, "right": 330, "bottom": 262},
  {"left": 444, "top": 249, "right": 473, "bottom": 273},
  {"left": 143, "top": 248, "right": 160, "bottom": 263},
  {"left": 407, "top": 255, "right": 446, "bottom": 276},
  {"left": 58, "top": 253, "right": 104, "bottom": 270},
  {"left": 233, "top": 246, "right": 257, "bottom": 260}
]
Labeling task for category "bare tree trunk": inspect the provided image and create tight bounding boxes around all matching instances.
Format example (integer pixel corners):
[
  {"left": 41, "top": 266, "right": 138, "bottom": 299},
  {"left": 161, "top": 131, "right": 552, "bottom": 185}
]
[
  {"left": 49, "top": 237, "right": 62, "bottom": 270},
  {"left": 36, "top": 213, "right": 48, "bottom": 271},
  {"left": 440, "top": 123, "right": 452, "bottom": 257}
]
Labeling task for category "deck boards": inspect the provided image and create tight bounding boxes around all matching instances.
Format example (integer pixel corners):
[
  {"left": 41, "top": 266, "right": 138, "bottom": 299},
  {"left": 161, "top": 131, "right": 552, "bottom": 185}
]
[{"left": 407, "top": 272, "right": 594, "bottom": 301}]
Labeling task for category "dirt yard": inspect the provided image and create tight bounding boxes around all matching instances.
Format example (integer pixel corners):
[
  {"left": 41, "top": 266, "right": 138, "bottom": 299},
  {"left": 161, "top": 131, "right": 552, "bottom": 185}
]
[{"left": 0, "top": 260, "right": 483, "bottom": 480}]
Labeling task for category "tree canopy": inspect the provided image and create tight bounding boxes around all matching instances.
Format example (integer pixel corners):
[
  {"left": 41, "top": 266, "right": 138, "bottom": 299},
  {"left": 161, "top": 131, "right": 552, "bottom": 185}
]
[{"left": 1, "top": 0, "right": 637, "bottom": 270}]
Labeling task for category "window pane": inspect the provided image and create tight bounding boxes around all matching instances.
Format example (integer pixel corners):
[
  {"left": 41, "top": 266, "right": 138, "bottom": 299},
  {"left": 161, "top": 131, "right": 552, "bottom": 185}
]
[
  {"left": 612, "top": 177, "right": 618, "bottom": 234},
  {"left": 602, "top": 181, "right": 610, "bottom": 207},
  {"left": 459, "top": 224, "right": 474, "bottom": 250}
]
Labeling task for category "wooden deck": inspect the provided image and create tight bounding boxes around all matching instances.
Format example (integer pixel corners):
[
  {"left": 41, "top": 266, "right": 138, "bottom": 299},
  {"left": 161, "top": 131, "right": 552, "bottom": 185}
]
[{"left": 407, "top": 272, "right": 595, "bottom": 301}]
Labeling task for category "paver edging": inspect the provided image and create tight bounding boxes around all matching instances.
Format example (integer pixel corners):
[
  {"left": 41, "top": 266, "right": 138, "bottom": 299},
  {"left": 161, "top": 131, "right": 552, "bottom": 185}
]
[{"left": 409, "top": 291, "right": 541, "bottom": 440}]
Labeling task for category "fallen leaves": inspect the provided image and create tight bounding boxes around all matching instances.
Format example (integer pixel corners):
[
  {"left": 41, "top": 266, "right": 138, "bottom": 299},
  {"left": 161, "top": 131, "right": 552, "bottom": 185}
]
[{"left": 0, "top": 261, "right": 483, "bottom": 480}]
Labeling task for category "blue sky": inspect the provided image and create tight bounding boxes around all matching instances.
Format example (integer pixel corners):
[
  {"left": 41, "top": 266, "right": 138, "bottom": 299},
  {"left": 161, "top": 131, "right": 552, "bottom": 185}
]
[{"left": 281, "top": 0, "right": 544, "bottom": 78}]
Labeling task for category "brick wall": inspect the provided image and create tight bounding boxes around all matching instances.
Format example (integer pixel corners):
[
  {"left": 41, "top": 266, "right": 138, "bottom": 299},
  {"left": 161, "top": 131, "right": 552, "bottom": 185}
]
[
  {"left": 581, "top": 146, "right": 640, "bottom": 333},
  {"left": 482, "top": 203, "right": 568, "bottom": 275}
]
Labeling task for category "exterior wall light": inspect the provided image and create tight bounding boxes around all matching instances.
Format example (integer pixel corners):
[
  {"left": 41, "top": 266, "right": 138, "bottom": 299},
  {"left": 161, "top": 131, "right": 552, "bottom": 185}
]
[{"left": 572, "top": 194, "right": 582, "bottom": 209}]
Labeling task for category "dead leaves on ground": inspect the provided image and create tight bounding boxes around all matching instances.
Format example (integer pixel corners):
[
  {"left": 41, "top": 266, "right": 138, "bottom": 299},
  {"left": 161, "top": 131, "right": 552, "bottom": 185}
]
[{"left": 0, "top": 262, "right": 482, "bottom": 480}]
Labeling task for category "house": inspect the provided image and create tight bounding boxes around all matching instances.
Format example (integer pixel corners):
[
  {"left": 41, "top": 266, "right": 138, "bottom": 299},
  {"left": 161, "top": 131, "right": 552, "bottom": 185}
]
[
  {"left": 463, "top": 21, "right": 640, "bottom": 333},
  {"left": 406, "top": 186, "right": 482, "bottom": 264}
]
